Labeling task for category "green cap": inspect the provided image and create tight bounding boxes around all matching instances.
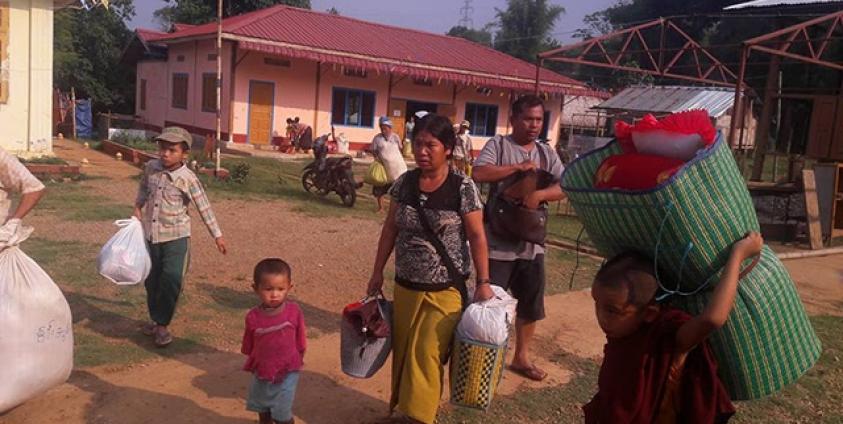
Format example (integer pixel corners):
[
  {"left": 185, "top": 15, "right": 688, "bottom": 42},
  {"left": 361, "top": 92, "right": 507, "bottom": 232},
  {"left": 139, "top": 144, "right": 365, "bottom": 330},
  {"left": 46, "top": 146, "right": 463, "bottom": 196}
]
[{"left": 154, "top": 126, "right": 193, "bottom": 148}]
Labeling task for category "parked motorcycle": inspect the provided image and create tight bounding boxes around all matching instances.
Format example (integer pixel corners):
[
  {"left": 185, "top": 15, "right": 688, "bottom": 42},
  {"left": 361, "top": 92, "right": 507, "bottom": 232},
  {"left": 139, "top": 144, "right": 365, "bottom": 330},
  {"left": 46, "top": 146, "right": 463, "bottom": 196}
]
[{"left": 301, "top": 132, "right": 357, "bottom": 207}]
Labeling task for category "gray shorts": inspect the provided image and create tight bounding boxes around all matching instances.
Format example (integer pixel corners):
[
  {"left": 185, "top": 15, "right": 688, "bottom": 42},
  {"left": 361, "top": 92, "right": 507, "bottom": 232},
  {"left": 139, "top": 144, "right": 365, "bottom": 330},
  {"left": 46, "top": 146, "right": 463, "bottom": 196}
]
[
  {"left": 489, "top": 255, "right": 546, "bottom": 321},
  {"left": 246, "top": 372, "right": 300, "bottom": 422}
]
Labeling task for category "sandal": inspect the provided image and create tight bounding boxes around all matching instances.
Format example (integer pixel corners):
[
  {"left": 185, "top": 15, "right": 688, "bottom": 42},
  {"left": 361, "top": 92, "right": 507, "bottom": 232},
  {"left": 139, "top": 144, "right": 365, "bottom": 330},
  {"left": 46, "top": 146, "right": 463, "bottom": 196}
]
[
  {"left": 508, "top": 364, "right": 548, "bottom": 381},
  {"left": 154, "top": 327, "right": 173, "bottom": 347},
  {"left": 141, "top": 322, "right": 157, "bottom": 336}
]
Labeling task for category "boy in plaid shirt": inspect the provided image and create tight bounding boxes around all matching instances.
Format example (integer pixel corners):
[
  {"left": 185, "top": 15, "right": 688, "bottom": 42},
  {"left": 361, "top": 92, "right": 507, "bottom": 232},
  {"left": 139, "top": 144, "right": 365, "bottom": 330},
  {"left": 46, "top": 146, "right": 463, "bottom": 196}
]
[{"left": 134, "top": 127, "right": 227, "bottom": 347}]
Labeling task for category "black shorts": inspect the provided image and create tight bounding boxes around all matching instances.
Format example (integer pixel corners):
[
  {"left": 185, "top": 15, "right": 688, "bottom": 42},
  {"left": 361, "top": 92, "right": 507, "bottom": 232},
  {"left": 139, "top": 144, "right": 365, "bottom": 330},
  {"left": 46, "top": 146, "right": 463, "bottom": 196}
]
[
  {"left": 372, "top": 183, "right": 392, "bottom": 197},
  {"left": 489, "top": 255, "right": 545, "bottom": 321}
]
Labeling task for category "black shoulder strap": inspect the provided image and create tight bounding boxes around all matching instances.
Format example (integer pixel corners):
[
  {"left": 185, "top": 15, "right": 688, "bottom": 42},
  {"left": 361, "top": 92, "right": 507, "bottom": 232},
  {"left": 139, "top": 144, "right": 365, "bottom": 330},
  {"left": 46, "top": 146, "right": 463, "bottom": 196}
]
[
  {"left": 408, "top": 171, "right": 469, "bottom": 306},
  {"left": 536, "top": 141, "right": 549, "bottom": 171},
  {"left": 490, "top": 135, "right": 505, "bottom": 197}
]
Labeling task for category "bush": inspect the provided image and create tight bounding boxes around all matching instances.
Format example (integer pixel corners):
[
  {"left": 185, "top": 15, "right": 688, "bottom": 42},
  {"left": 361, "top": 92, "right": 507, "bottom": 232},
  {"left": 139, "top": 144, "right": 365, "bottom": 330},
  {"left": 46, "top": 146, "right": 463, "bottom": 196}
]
[
  {"left": 111, "top": 132, "right": 158, "bottom": 152},
  {"left": 228, "top": 163, "right": 251, "bottom": 184},
  {"left": 20, "top": 156, "right": 68, "bottom": 165}
]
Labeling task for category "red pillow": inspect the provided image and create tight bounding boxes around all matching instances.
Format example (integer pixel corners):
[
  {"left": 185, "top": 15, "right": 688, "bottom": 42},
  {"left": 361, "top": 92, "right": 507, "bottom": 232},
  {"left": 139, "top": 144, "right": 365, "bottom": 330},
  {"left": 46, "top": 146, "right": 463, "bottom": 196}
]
[{"left": 594, "top": 154, "right": 685, "bottom": 190}]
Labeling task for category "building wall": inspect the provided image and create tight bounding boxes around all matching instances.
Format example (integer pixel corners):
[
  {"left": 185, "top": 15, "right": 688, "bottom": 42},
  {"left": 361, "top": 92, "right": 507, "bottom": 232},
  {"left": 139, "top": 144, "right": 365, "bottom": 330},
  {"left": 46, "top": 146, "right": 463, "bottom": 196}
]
[
  {"left": 136, "top": 60, "right": 167, "bottom": 129},
  {"left": 0, "top": 0, "right": 54, "bottom": 155},
  {"left": 137, "top": 45, "right": 566, "bottom": 152},
  {"left": 135, "top": 40, "right": 234, "bottom": 138}
]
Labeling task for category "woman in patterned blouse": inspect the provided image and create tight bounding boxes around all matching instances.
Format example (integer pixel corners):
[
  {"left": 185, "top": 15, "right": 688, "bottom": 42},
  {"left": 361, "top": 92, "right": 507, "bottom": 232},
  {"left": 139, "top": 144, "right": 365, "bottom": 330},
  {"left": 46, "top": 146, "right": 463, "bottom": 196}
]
[{"left": 366, "top": 114, "right": 494, "bottom": 424}]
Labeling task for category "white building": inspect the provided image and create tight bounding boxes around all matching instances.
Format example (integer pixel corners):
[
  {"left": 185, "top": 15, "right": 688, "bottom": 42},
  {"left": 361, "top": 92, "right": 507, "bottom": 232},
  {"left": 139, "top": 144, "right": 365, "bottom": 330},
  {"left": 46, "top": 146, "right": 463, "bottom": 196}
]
[{"left": 0, "top": 0, "right": 76, "bottom": 156}]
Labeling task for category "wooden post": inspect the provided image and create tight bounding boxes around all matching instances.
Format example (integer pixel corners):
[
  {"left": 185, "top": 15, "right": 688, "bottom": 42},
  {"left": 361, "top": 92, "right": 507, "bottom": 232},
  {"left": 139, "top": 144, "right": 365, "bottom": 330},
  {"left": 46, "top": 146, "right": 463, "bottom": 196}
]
[
  {"left": 728, "top": 46, "right": 749, "bottom": 149},
  {"left": 106, "top": 110, "right": 112, "bottom": 140},
  {"left": 751, "top": 54, "right": 782, "bottom": 181},
  {"left": 802, "top": 169, "right": 824, "bottom": 250},
  {"left": 71, "top": 87, "right": 77, "bottom": 140}
]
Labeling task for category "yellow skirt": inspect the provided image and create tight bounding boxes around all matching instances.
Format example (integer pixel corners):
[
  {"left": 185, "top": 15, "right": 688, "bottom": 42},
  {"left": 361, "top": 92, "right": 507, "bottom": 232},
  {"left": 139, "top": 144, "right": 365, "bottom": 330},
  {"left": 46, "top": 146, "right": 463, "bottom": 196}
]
[{"left": 391, "top": 284, "right": 462, "bottom": 424}]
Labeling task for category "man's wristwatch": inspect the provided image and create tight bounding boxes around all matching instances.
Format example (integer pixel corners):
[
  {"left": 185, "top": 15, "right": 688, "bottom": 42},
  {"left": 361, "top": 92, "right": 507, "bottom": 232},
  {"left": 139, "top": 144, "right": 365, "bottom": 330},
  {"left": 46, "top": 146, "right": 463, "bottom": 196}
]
[{"left": 477, "top": 278, "right": 492, "bottom": 286}]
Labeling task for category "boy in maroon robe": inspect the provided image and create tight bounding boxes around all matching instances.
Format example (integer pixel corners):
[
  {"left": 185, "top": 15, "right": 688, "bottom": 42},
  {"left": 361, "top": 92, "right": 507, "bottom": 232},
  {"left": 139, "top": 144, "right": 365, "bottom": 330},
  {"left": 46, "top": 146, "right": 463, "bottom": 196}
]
[{"left": 584, "top": 232, "right": 764, "bottom": 424}]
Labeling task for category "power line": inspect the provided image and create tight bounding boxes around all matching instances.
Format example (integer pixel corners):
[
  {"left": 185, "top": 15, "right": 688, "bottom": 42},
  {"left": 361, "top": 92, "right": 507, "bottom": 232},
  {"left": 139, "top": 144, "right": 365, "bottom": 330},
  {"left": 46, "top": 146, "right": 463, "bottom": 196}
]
[{"left": 458, "top": 0, "right": 474, "bottom": 29}]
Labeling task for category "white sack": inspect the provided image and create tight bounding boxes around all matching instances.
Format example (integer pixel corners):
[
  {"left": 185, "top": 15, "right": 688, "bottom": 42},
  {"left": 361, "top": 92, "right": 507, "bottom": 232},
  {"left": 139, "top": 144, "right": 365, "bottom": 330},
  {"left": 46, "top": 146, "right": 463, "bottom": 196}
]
[{"left": 0, "top": 221, "right": 74, "bottom": 413}]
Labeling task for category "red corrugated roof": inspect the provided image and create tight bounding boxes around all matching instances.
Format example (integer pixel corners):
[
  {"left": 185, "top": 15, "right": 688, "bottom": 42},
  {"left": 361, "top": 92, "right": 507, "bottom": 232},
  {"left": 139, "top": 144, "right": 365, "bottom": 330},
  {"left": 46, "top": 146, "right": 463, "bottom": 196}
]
[
  {"left": 146, "top": 5, "right": 603, "bottom": 96},
  {"left": 136, "top": 28, "right": 169, "bottom": 44}
]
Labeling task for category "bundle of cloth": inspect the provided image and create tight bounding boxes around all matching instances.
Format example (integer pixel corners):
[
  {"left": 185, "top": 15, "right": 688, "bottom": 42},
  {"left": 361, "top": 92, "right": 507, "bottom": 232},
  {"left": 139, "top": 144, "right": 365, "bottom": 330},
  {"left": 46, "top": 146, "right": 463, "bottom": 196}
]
[
  {"left": 594, "top": 110, "right": 716, "bottom": 190},
  {"left": 561, "top": 111, "right": 821, "bottom": 400}
]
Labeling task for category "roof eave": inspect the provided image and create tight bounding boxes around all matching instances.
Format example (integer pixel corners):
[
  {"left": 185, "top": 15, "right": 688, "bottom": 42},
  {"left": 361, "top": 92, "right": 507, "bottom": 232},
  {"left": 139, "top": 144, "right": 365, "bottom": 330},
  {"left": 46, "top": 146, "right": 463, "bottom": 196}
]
[{"left": 229, "top": 35, "right": 586, "bottom": 90}]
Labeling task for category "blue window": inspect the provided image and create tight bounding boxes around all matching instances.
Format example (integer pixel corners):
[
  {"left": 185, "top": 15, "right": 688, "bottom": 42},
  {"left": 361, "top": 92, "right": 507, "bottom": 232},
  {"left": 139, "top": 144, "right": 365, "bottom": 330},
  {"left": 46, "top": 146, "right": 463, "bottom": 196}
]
[
  {"left": 331, "top": 87, "right": 375, "bottom": 127},
  {"left": 465, "top": 103, "right": 498, "bottom": 137}
]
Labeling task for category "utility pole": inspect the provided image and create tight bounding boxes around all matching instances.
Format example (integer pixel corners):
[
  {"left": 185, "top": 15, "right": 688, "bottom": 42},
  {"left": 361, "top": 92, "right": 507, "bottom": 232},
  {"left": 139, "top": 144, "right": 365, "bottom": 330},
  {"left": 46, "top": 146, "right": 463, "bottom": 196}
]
[
  {"left": 215, "top": 0, "right": 222, "bottom": 176},
  {"left": 459, "top": 0, "right": 474, "bottom": 29}
]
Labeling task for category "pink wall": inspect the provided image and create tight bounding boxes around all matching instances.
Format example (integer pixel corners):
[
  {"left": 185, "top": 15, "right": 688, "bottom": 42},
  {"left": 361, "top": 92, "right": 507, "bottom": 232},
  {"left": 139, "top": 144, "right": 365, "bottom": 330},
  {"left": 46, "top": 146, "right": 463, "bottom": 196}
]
[
  {"left": 135, "top": 40, "right": 234, "bottom": 136},
  {"left": 232, "top": 55, "right": 319, "bottom": 143},
  {"left": 136, "top": 61, "right": 167, "bottom": 129},
  {"left": 136, "top": 43, "right": 564, "bottom": 149}
]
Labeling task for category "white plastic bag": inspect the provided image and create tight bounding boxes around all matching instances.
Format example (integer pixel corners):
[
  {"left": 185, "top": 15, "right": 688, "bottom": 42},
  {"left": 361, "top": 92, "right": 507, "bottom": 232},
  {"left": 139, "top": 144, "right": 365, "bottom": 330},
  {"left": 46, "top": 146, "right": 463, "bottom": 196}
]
[
  {"left": 457, "top": 285, "right": 518, "bottom": 346},
  {"left": 0, "top": 222, "right": 74, "bottom": 413},
  {"left": 97, "top": 217, "right": 151, "bottom": 285}
]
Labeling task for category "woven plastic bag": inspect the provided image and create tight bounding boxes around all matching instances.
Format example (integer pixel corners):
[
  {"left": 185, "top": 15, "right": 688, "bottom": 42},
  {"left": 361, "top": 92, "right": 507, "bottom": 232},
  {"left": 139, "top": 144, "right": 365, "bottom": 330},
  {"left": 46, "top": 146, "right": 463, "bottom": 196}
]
[
  {"left": 457, "top": 285, "right": 516, "bottom": 345},
  {"left": 97, "top": 217, "right": 151, "bottom": 285},
  {"left": 449, "top": 334, "right": 508, "bottom": 410},
  {"left": 340, "top": 296, "right": 392, "bottom": 379},
  {"left": 0, "top": 221, "right": 74, "bottom": 413},
  {"left": 671, "top": 246, "right": 820, "bottom": 400},
  {"left": 364, "top": 161, "right": 389, "bottom": 186},
  {"left": 561, "top": 134, "right": 759, "bottom": 291}
]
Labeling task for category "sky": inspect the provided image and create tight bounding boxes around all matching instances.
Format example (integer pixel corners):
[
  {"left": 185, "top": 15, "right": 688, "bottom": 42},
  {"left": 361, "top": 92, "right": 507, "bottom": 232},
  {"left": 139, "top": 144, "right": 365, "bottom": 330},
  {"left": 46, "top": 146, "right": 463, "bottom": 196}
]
[{"left": 129, "top": 0, "right": 617, "bottom": 43}]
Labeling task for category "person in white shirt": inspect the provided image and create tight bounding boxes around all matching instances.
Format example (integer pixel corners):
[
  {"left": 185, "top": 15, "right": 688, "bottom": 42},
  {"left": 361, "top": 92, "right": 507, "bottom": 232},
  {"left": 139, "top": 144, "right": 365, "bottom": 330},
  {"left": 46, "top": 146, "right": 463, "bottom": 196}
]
[
  {"left": 452, "top": 120, "right": 474, "bottom": 174},
  {"left": 370, "top": 116, "right": 408, "bottom": 213}
]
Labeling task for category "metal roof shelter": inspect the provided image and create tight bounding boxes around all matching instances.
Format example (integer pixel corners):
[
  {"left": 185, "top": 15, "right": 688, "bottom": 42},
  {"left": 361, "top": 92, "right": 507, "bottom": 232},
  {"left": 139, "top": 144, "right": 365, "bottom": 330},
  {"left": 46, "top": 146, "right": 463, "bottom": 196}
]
[
  {"left": 536, "top": 18, "right": 738, "bottom": 89},
  {"left": 596, "top": 86, "right": 737, "bottom": 118},
  {"left": 727, "top": 8, "right": 843, "bottom": 154},
  {"left": 725, "top": 0, "right": 843, "bottom": 10}
]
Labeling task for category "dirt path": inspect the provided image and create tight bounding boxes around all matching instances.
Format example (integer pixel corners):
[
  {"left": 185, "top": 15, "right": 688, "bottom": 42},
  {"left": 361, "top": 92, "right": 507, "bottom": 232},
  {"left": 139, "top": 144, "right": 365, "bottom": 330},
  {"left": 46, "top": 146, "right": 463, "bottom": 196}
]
[
  {"left": 784, "top": 256, "right": 843, "bottom": 317},
  {"left": 53, "top": 138, "right": 141, "bottom": 180},
  {"left": 3, "top": 143, "right": 842, "bottom": 423}
]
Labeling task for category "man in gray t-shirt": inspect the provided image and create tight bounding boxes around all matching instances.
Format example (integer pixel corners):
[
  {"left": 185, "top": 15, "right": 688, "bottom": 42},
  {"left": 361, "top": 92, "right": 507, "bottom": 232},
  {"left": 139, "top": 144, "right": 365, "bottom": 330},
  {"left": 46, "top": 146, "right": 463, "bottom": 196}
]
[{"left": 472, "top": 95, "right": 566, "bottom": 382}]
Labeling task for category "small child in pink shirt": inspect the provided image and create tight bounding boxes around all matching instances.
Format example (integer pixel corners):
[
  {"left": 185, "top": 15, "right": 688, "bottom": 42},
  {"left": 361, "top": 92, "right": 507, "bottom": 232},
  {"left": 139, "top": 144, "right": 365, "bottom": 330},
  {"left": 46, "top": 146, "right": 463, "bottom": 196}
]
[{"left": 242, "top": 258, "right": 307, "bottom": 424}]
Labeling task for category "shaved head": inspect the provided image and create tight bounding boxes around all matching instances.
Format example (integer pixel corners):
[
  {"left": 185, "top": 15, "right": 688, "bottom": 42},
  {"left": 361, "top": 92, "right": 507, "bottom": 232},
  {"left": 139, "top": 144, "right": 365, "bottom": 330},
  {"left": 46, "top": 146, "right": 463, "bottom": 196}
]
[{"left": 593, "top": 252, "right": 660, "bottom": 308}]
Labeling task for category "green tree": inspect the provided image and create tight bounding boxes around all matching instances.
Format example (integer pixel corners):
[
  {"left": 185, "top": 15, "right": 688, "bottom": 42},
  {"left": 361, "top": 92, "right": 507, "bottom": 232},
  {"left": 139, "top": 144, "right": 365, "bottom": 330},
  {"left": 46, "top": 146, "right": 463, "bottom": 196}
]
[
  {"left": 493, "top": 0, "right": 564, "bottom": 63},
  {"left": 447, "top": 25, "right": 493, "bottom": 47},
  {"left": 155, "top": 0, "right": 311, "bottom": 27},
  {"left": 54, "top": 0, "right": 136, "bottom": 113}
]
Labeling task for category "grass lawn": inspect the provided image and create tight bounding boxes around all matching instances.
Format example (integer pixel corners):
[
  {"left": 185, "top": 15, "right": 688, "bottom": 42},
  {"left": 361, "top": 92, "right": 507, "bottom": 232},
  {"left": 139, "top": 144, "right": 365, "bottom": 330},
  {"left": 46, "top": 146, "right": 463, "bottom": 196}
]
[
  {"left": 39, "top": 180, "right": 132, "bottom": 222},
  {"left": 207, "top": 155, "right": 592, "bottom": 245},
  {"left": 199, "top": 156, "right": 380, "bottom": 220}
]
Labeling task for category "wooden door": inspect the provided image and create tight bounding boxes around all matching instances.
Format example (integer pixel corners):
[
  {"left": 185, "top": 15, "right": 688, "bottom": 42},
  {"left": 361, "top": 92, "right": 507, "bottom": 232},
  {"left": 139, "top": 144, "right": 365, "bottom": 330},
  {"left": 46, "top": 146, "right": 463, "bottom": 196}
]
[
  {"left": 806, "top": 96, "right": 837, "bottom": 158},
  {"left": 388, "top": 98, "right": 407, "bottom": 140},
  {"left": 248, "top": 81, "right": 274, "bottom": 145}
]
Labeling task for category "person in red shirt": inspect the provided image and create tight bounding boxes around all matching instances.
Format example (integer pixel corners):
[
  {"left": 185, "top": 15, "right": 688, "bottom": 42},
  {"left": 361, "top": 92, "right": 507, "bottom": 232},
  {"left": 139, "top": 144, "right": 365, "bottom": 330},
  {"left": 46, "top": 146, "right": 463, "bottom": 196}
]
[
  {"left": 242, "top": 258, "right": 307, "bottom": 424},
  {"left": 584, "top": 232, "right": 763, "bottom": 424}
]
